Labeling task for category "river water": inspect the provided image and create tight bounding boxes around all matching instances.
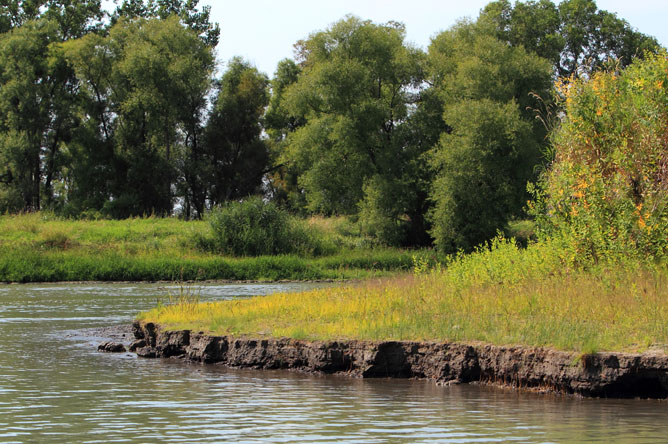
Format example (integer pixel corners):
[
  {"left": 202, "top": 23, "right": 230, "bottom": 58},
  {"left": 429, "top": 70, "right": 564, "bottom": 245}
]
[{"left": 1, "top": 282, "right": 667, "bottom": 443}]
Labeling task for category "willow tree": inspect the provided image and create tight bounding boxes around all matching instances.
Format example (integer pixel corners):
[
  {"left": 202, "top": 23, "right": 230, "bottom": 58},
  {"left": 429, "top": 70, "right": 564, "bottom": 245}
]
[
  {"left": 427, "top": 22, "right": 553, "bottom": 252},
  {"left": 479, "top": 0, "right": 659, "bottom": 77},
  {"left": 0, "top": 20, "right": 78, "bottom": 212},
  {"left": 279, "top": 16, "right": 430, "bottom": 244},
  {"left": 63, "top": 16, "right": 214, "bottom": 217},
  {"left": 201, "top": 58, "right": 270, "bottom": 211}
]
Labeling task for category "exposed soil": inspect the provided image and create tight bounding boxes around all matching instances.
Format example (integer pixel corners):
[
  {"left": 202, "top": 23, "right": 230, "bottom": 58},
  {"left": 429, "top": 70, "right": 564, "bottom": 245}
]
[{"left": 131, "top": 321, "right": 668, "bottom": 399}]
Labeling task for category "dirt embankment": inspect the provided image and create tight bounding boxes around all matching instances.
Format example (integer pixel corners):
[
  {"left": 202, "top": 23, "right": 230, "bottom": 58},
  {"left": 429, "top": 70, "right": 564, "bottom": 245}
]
[{"left": 131, "top": 321, "right": 668, "bottom": 399}]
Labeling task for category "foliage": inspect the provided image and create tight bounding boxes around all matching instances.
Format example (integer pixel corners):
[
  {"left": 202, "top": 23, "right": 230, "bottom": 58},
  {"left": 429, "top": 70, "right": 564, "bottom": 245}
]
[
  {"left": 532, "top": 53, "right": 668, "bottom": 263},
  {"left": 62, "top": 16, "right": 214, "bottom": 217},
  {"left": 0, "top": 0, "right": 104, "bottom": 37},
  {"left": 112, "top": 0, "right": 220, "bottom": 46},
  {"left": 427, "top": 23, "right": 552, "bottom": 252},
  {"left": 201, "top": 58, "right": 270, "bottom": 212},
  {"left": 479, "top": 0, "right": 660, "bottom": 77},
  {"left": 203, "top": 197, "right": 334, "bottom": 257},
  {"left": 0, "top": 19, "right": 76, "bottom": 212},
  {"left": 281, "top": 16, "right": 425, "bottom": 223},
  {"left": 264, "top": 59, "right": 307, "bottom": 213},
  {"left": 429, "top": 99, "right": 541, "bottom": 251}
]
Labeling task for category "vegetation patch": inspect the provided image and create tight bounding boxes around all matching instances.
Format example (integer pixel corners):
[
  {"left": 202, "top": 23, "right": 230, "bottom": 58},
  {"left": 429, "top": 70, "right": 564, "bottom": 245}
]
[
  {"left": 0, "top": 213, "right": 424, "bottom": 283},
  {"left": 140, "top": 238, "right": 668, "bottom": 354}
]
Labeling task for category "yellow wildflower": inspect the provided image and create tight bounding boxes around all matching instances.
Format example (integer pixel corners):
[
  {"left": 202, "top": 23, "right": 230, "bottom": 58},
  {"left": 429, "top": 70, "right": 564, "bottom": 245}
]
[{"left": 638, "top": 216, "right": 646, "bottom": 229}]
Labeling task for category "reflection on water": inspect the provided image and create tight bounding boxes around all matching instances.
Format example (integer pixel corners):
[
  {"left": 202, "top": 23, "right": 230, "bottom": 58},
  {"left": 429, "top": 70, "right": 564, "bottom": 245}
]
[{"left": 0, "top": 282, "right": 666, "bottom": 443}]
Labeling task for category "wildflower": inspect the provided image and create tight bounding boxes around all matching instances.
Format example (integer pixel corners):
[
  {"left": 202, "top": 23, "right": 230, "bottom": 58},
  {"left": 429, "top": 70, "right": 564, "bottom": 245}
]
[{"left": 638, "top": 216, "right": 646, "bottom": 229}]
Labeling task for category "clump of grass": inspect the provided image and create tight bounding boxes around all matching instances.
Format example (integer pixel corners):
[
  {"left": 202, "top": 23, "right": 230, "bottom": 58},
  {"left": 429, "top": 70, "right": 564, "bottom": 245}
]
[
  {"left": 37, "top": 227, "right": 79, "bottom": 250},
  {"left": 198, "top": 198, "right": 337, "bottom": 257},
  {"left": 140, "top": 239, "right": 668, "bottom": 354}
]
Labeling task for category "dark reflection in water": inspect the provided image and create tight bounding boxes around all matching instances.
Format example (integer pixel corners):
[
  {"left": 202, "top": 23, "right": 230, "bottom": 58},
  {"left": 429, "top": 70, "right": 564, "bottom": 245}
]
[{"left": 0, "top": 283, "right": 666, "bottom": 443}]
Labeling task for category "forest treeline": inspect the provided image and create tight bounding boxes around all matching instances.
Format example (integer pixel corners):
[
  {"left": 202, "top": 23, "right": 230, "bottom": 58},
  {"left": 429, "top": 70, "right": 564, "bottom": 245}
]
[{"left": 0, "top": 0, "right": 660, "bottom": 252}]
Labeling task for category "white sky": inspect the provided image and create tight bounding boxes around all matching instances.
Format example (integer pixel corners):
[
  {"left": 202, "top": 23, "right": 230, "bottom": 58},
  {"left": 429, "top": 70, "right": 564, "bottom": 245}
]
[{"left": 197, "top": 0, "right": 668, "bottom": 77}]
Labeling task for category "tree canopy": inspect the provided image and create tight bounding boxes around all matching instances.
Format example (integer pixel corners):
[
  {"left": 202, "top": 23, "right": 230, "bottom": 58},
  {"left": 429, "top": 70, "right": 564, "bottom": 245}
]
[{"left": 0, "top": 0, "right": 663, "bottom": 255}]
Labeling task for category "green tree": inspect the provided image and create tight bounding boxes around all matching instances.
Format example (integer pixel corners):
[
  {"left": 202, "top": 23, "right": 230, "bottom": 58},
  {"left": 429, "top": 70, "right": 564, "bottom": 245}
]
[
  {"left": 0, "top": 1, "right": 103, "bottom": 37},
  {"left": 479, "top": 0, "right": 564, "bottom": 66},
  {"left": 62, "top": 16, "right": 214, "bottom": 217},
  {"left": 202, "top": 58, "right": 270, "bottom": 208},
  {"left": 281, "top": 16, "right": 425, "bottom": 238},
  {"left": 264, "top": 58, "right": 308, "bottom": 212},
  {"left": 479, "top": 0, "right": 660, "bottom": 77},
  {"left": 113, "top": 0, "right": 219, "bottom": 46},
  {"left": 0, "top": 19, "right": 78, "bottom": 212},
  {"left": 427, "top": 23, "right": 552, "bottom": 252}
]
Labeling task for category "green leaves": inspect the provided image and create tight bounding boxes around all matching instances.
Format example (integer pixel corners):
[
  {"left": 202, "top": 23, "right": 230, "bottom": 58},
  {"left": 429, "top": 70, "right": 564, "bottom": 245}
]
[
  {"left": 279, "top": 16, "right": 424, "bottom": 224},
  {"left": 427, "top": 21, "right": 551, "bottom": 252}
]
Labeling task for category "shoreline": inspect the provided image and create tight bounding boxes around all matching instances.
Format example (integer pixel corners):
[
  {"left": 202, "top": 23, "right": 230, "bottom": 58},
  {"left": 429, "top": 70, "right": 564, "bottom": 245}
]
[
  {"left": 0, "top": 278, "right": 344, "bottom": 286},
  {"left": 130, "top": 321, "right": 668, "bottom": 399}
]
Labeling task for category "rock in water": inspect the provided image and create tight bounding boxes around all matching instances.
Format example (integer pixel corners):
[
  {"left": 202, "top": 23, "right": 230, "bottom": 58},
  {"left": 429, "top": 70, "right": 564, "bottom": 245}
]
[{"left": 98, "top": 341, "right": 127, "bottom": 353}]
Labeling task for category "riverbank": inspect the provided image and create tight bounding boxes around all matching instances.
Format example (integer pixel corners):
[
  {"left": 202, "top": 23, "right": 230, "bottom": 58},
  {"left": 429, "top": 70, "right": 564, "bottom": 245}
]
[
  {"left": 138, "top": 238, "right": 668, "bottom": 355},
  {"left": 130, "top": 321, "right": 668, "bottom": 398},
  {"left": 0, "top": 213, "right": 426, "bottom": 283}
]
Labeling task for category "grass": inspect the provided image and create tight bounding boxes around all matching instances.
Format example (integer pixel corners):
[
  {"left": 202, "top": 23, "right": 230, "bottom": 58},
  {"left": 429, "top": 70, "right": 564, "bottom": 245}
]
[
  {"left": 0, "top": 213, "right": 425, "bottom": 282},
  {"left": 139, "top": 237, "right": 668, "bottom": 354}
]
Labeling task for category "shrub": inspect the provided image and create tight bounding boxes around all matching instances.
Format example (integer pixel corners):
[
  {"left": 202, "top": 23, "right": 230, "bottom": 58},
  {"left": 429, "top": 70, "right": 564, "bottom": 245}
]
[
  {"left": 532, "top": 53, "right": 668, "bottom": 263},
  {"left": 205, "top": 197, "right": 332, "bottom": 256}
]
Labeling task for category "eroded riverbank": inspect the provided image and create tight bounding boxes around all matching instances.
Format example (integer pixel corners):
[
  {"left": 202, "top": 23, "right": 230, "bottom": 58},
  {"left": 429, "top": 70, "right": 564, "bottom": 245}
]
[{"left": 131, "top": 321, "right": 668, "bottom": 399}]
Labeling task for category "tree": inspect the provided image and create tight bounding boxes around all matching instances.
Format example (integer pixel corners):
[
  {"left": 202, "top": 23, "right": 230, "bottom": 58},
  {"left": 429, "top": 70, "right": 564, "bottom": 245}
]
[
  {"left": 202, "top": 58, "right": 270, "bottom": 209},
  {"left": 427, "top": 23, "right": 552, "bottom": 252},
  {"left": 264, "top": 59, "right": 308, "bottom": 212},
  {"left": 0, "top": 1, "right": 103, "bottom": 37},
  {"left": 62, "top": 16, "right": 214, "bottom": 217},
  {"left": 281, "top": 16, "right": 424, "bottom": 227},
  {"left": 0, "top": 19, "right": 78, "bottom": 212},
  {"left": 533, "top": 53, "right": 668, "bottom": 262},
  {"left": 479, "top": 0, "right": 660, "bottom": 77},
  {"left": 113, "top": 0, "right": 219, "bottom": 46},
  {"left": 479, "top": 0, "right": 564, "bottom": 66}
]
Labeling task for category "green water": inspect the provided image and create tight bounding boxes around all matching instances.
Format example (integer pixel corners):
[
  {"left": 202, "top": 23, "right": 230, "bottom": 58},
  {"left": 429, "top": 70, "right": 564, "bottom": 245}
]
[{"left": 0, "top": 282, "right": 666, "bottom": 443}]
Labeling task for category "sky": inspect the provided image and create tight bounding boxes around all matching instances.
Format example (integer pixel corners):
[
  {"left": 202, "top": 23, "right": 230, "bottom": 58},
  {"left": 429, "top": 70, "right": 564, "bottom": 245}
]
[{"left": 192, "top": 0, "right": 668, "bottom": 77}]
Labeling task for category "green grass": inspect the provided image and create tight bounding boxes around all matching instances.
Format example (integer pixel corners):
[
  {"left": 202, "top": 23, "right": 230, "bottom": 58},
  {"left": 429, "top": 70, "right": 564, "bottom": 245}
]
[
  {"left": 140, "top": 237, "right": 668, "bottom": 354},
  {"left": 0, "top": 213, "right": 424, "bottom": 282}
]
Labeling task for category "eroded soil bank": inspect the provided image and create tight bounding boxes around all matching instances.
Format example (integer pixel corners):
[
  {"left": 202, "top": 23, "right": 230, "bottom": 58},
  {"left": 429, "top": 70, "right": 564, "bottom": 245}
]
[{"left": 131, "top": 321, "right": 668, "bottom": 399}]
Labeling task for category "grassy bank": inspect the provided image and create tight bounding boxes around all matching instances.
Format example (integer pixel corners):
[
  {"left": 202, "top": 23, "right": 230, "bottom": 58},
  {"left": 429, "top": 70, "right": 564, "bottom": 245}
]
[
  {"left": 140, "top": 238, "right": 668, "bottom": 354},
  {"left": 0, "top": 213, "right": 426, "bottom": 282}
]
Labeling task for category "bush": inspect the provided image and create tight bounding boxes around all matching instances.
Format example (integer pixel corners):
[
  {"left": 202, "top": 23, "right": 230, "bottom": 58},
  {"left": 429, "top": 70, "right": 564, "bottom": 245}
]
[
  {"left": 532, "top": 53, "right": 668, "bottom": 263},
  {"left": 204, "top": 197, "right": 333, "bottom": 256}
]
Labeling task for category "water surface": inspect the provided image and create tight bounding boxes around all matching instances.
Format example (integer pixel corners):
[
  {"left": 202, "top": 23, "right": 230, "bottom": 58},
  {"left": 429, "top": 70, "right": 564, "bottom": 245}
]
[{"left": 0, "top": 282, "right": 666, "bottom": 443}]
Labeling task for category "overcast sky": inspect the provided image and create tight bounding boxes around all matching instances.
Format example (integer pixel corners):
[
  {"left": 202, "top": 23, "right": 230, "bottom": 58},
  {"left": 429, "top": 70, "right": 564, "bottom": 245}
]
[{"left": 192, "top": 0, "right": 668, "bottom": 77}]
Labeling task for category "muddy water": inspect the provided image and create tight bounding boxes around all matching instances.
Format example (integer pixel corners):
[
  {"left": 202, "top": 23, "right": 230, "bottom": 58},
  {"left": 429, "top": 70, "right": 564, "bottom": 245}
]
[{"left": 0, "top": 283, "right": 667, "bottom": 443}]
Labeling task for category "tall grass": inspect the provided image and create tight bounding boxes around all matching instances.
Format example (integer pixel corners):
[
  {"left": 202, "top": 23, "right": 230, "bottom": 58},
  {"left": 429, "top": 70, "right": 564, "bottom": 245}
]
[
  {"left": 140, "top": 238, "right": 668, "bottom": 353},
  {"left": 0, "top": 213, "right": 423, "bottom": 282}
]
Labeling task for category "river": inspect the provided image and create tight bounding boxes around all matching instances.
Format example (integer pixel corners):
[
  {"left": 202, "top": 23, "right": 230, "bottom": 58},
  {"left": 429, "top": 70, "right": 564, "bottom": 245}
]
[{"left": 0, "top": 282, "right": 667, "bottom": 443}]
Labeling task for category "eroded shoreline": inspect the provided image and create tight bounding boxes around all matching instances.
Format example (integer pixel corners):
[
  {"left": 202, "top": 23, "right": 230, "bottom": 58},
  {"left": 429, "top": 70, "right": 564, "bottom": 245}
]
[{"left": 130, "top": 321, "right": 668, "bottom": 399}]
